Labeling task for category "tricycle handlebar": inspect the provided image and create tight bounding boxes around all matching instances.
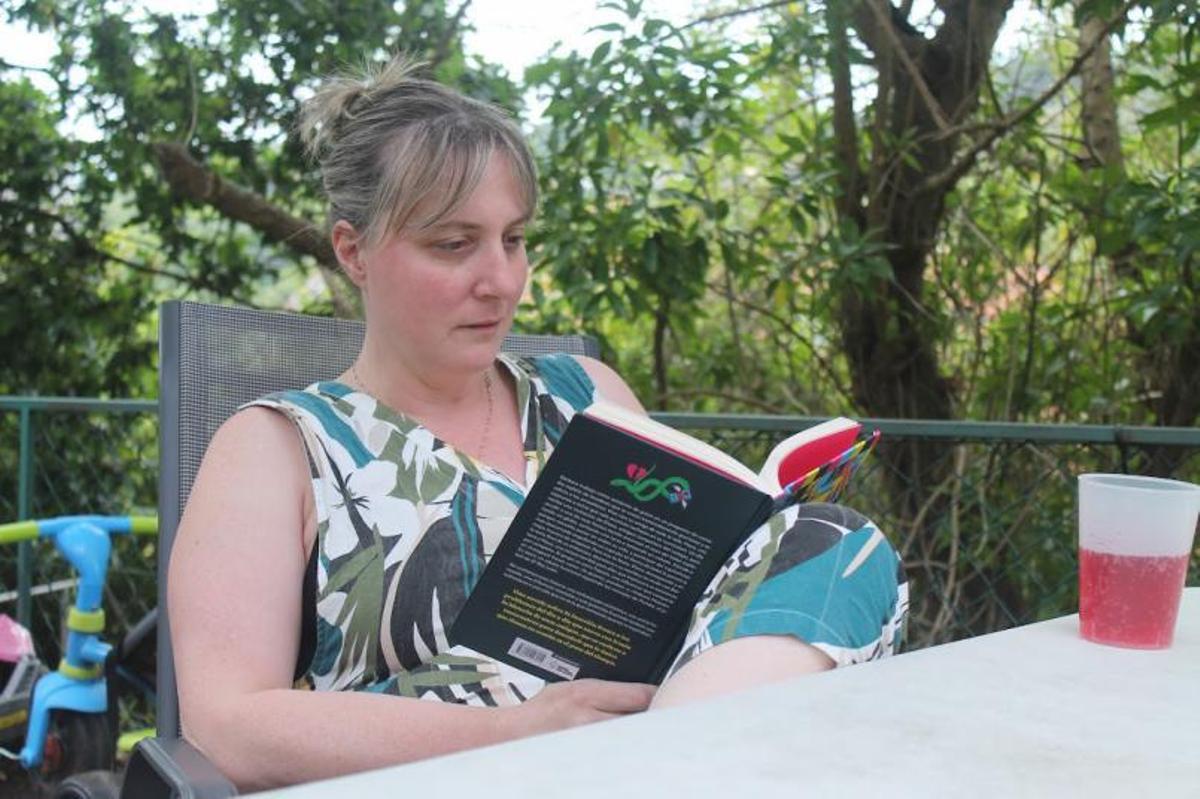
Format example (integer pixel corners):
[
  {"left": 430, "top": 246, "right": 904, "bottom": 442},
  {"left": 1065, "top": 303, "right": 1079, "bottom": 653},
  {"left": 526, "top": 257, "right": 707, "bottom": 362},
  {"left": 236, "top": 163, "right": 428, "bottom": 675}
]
[{"left": 0, "top": 515, "right": 157, "bottom": 545}]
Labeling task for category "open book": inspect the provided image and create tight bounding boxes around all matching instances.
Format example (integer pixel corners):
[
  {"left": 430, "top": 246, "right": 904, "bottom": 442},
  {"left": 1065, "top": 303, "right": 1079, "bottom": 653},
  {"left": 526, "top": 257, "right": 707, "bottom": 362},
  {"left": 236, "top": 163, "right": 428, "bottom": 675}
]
[{"left": 450, "top": 402, "right": 878, "bottom": 683}]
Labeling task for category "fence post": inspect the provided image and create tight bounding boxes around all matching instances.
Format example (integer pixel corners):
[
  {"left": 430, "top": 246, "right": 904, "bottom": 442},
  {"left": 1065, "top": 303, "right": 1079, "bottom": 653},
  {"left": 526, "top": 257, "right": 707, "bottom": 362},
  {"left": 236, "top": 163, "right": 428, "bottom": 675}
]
[{"left": 16, "top": 404, "right": 33, "bottom": 628}]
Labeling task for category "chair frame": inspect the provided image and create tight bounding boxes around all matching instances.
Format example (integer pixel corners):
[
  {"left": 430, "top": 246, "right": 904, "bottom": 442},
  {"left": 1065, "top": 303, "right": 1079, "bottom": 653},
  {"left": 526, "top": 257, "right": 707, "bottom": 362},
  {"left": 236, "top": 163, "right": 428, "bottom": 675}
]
[{"left": 122, "top": 300, "right": 598, "bottom": 798}]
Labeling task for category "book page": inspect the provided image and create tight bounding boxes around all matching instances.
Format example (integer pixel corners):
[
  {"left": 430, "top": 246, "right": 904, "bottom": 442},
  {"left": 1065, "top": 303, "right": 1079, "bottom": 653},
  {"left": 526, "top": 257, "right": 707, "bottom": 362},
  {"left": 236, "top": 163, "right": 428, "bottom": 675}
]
[
  {"left": 586, "top": 400, "right": 761, "bottom": 486},
  {"left": 758, "top": 417, "right": 862, "bottom": 493}
]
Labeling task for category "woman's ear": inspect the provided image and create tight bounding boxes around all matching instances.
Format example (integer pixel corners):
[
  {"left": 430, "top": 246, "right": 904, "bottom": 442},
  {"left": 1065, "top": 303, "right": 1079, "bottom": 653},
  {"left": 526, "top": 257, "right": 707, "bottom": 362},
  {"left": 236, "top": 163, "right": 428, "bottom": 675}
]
[{"left": 331, "top": 220, "right": 368, "bottom": 288}]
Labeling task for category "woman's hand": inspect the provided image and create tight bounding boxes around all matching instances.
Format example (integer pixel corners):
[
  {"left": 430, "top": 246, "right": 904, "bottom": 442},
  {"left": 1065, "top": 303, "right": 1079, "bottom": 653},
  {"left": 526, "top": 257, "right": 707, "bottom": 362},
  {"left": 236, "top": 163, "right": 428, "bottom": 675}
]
[{"left": 511, "top": 678, "right": 656, "bottom": 736}]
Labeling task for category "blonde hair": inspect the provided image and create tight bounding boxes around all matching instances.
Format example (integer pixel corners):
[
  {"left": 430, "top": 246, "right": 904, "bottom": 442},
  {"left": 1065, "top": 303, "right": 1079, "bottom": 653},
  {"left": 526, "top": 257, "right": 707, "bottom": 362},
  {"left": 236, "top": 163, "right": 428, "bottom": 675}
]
[{"left": 297, "top": 56, "right": 537, "bottom": 250}]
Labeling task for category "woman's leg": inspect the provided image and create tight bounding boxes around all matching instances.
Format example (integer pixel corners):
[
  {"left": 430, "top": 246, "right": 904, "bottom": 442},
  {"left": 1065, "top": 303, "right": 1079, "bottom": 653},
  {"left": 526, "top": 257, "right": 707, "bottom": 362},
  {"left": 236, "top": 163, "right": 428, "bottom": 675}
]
[
  {"left": 651, "top": 635, "right": 832, "bottom": 709},
  {"left": 652, "top": 503, "right": 908, "bottom": 709}
]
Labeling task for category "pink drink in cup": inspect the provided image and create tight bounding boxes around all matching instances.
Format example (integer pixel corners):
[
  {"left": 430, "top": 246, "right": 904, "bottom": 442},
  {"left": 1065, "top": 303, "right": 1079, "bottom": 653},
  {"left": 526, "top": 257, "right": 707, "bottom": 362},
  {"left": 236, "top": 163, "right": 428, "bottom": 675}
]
[{"left": 1077, "top": 474, "right": 1200, "bottom": 649}]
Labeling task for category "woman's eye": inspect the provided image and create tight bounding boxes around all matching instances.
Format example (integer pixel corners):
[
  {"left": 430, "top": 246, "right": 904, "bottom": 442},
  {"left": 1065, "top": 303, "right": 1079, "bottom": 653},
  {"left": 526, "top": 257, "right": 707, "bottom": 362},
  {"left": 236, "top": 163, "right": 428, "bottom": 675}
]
[
  {"left": 504, "top": 233, "right": 525, "bottom": 249},
  {"left": 435, "top": 239, "right": 470, "bottom": 253}
]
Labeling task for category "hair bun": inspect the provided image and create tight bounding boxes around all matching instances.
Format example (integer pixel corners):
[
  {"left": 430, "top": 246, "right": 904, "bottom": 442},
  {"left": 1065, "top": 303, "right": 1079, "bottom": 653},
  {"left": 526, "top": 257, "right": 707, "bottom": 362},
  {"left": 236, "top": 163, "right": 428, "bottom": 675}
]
[
  {"left": 297, "top": 56, "right": 426, "bottom": 163},
  {"left": 297, "top": 76, "right": 367, "bottom": 163},
  {"left": 297, "top": 53, "right": 537, "bottom": 249}
]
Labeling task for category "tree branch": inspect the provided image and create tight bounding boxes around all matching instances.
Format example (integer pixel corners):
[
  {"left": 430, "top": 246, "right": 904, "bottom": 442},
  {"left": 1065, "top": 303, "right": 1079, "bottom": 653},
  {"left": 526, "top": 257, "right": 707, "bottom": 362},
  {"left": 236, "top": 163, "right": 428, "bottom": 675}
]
[
  {"left": 914, "top": 0, "right": 1137, "bottom": 196},
  {"left": 428, "top": 1, "right": 472, "bottom": 71},
  {"left": 827, "top": 2, "right": 866, "bottom": 228},
  {"left": 705, "top": 278, "right": 854, "bottom": 404},
  {"left": 658, "top": 387, "right": 790, "bottom": 414},
  {"left": 0, "top": 198, "right": 212, "bottom": 288},
  {"left": 679, "top": 0, "right": 793, "bottom": 31},
  {"left": 0, "top": 58, "right": 55, "bottom": 75},
  {"left": 851, "top": 2, "right": 885, "bottom": 54},
  {"left": 151, "top": 141, "right": 358, "bottom": 316},
  {"left": 183, "top": 51, "right": 199, "bottom": 145},
  {"left": 865, "top": 0, "right": 952, "bottom": 132},
  {"left": 825, "top": 3, "right": 864, "bottom": 226}
]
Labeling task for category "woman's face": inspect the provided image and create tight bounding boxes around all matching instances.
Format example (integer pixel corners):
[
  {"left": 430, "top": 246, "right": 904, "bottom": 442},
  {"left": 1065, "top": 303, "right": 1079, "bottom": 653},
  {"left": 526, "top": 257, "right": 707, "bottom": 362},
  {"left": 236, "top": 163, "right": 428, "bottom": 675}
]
[{"left": 359, "top": 151, "right": 530, "bottom": 380}]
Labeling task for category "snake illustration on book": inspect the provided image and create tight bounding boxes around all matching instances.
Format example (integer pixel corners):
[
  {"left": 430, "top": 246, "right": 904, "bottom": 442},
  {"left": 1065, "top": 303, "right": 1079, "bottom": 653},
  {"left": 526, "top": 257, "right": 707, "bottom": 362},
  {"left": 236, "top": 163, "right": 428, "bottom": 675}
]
[{"left": 611, "top": 463, "right": 693, "bottom": 508}]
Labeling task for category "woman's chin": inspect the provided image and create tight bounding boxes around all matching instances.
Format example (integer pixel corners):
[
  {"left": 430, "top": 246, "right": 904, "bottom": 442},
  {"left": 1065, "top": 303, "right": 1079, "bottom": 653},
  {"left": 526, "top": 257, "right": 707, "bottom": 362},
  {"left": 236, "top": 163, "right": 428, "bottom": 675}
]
[{"left": 449, "top": 337, "right": 505, "bottom": 370}]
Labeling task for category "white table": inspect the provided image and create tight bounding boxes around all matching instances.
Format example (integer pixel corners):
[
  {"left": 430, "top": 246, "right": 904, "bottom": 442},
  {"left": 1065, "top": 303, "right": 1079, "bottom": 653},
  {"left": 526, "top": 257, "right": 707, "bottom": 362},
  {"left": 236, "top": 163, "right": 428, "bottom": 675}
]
[{"left": 257, "top": 588, "right": 1200, "bottom": 798}]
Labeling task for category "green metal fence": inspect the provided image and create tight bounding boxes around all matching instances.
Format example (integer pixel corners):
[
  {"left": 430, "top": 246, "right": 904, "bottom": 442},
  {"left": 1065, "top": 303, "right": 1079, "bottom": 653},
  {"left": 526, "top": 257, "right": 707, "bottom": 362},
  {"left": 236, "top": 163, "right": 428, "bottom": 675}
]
[{"left": 2, "top": 398, "right": 1198, "bottom": 664}]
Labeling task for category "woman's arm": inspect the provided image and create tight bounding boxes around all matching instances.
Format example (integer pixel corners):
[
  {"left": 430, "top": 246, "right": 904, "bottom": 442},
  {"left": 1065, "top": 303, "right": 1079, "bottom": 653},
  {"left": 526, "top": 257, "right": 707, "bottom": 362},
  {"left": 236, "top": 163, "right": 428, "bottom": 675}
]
[
  {"left": 574, "top": 355, "right": 645, "bottom": 414},
  {"left": 168, "top": 407, "right": 652, "bottom": 791}
]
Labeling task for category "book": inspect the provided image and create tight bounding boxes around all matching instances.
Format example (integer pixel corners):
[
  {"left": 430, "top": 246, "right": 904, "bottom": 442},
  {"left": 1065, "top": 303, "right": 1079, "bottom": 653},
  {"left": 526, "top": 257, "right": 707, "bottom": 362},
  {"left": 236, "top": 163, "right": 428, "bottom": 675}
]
[{"left": 450, "top": 402, "right": 879, "bottom": 684}]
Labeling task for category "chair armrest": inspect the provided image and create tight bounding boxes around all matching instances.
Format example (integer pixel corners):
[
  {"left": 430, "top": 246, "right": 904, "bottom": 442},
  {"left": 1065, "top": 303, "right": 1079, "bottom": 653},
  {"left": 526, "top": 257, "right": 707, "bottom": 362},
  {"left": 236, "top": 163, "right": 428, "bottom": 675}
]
[{"left": 122, "top": 736, "right": 238, "bottom": 798}]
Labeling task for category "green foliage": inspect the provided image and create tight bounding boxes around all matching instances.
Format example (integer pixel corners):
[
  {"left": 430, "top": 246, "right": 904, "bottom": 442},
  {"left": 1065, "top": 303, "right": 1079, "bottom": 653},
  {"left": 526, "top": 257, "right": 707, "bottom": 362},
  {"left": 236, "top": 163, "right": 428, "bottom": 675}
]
[
  {"left": 0, "top": 77, "right": 152, "bottom": 396},
  {"left": 1108, "top": 166, "right": 1200, "bottom": 344},
  {"left": 525, "top": 5, "right": 884, "bottom": 410},
  {"left": 1, "top": 0, "right": 1198, "bottom": 419}
]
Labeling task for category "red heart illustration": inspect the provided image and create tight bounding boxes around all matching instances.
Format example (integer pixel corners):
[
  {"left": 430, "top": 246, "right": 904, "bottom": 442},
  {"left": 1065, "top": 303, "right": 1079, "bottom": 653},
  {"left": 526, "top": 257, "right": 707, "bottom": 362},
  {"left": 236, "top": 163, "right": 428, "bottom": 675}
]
[
  {"left": 635, "top": 466, "right": 649, "bottom": 481},
  {"left": 626, "top": 463, "right": 638, "bottom": 479}
]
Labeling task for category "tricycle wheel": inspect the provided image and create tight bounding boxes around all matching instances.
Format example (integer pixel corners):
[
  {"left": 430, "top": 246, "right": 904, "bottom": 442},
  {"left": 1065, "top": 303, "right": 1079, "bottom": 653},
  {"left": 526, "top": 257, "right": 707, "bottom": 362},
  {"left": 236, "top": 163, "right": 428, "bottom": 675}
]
[
  {"left": 51, "top": 769, "right": 122, "bottom": 799},
  {"left": 40, "top": 710, "right": 114, "bottom": 783}
]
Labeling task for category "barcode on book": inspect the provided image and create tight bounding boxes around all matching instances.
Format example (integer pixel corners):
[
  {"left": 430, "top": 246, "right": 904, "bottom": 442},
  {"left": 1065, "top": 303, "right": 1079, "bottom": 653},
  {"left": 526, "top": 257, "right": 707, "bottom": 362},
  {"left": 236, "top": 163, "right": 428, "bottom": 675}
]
[{"left": 507, "top": 637, "right": 580, "bottom": 680}]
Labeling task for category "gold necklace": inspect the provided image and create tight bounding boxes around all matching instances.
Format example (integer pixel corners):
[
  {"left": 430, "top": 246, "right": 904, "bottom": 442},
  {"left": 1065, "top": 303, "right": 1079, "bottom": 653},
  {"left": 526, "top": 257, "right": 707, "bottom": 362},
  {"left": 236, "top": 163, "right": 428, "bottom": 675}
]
[
  {"left": 350, "top": 361, "right": 495, "bottom": 457},
  {"left": 479, "top": 368, "right": 495, "bottom": 459}
]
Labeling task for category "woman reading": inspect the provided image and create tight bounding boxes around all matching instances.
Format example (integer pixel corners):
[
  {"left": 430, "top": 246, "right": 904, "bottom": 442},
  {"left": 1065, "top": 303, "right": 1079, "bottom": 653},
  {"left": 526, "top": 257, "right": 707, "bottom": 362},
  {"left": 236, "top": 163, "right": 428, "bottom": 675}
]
[{"left": 168, "top": 56, "right": 909, "bottom": 791}]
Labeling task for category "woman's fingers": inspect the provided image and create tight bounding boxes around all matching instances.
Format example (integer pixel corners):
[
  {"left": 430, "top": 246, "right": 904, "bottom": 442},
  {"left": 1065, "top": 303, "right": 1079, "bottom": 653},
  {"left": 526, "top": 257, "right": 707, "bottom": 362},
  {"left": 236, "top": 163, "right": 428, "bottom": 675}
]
[{"left": 516, "top": 678, "right": 656, "bottom": 735}]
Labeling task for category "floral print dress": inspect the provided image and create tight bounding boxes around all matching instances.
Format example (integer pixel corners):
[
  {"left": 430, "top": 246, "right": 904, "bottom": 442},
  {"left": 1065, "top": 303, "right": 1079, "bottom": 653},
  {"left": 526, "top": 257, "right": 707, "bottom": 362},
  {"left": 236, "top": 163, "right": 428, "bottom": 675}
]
[{"left": 247, "top": 352, "right": 595, "bottom": 705}]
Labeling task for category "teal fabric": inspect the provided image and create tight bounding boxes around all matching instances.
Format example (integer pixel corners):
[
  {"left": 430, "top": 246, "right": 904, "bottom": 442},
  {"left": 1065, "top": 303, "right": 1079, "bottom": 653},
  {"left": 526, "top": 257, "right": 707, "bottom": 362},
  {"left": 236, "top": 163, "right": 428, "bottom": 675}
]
[{"left": 669, "top": 502, "right": 909, "bottom": 674}]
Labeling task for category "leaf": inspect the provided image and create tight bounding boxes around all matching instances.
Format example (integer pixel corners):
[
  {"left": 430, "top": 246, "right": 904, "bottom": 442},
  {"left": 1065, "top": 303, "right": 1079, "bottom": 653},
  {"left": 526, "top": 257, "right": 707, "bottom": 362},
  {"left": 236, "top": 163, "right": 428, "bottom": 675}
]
[
  {"left": 1139, "top": 97, "right": 1200, "bottom": 130},
  {"left": 591, "top": 41, "right": 613, "bottom": 66},
  {"left": 713, "top": 131, "right": 740, "bottom": 157},
  {"left": 1121, "top": 72, "right": 1166, "bottom": 94}
]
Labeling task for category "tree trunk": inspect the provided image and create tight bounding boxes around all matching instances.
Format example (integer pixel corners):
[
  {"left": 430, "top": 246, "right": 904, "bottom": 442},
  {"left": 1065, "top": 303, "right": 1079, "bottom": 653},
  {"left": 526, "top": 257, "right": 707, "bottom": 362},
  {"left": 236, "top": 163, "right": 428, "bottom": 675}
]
[
  {"left": 653, "top": 297, "right": 670, "bottom": 406},
  {"left": 1079, "top": 14, "right": 1124, "bottom": 171},
  {"left": 826, "top": 2, "right": 1015, "bottom": 644},
  {"left": 836, "top": 0, "right": 1011, "bottom": 511}
]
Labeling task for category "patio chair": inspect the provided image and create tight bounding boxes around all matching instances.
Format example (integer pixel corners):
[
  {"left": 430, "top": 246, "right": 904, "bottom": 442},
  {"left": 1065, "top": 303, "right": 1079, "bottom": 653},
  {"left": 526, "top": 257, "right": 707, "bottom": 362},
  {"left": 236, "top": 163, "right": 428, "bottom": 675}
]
[{"left": 121, "top": 299, "right": 600, "bottom": 798}]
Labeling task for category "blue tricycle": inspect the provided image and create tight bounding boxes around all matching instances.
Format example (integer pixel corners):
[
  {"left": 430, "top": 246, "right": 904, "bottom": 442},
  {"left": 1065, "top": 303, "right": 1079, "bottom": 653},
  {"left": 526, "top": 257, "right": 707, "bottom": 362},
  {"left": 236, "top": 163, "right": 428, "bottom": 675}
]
[{"left": 0, "top": 515, "right": 158, "bottom": 797}]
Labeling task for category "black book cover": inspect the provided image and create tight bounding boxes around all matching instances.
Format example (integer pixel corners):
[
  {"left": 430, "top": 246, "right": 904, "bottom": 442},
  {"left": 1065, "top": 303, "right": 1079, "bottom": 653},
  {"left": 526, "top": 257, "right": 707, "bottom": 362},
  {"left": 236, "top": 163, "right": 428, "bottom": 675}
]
[{"left": 450, "top": 412, "right": 772, "bottom": 683}]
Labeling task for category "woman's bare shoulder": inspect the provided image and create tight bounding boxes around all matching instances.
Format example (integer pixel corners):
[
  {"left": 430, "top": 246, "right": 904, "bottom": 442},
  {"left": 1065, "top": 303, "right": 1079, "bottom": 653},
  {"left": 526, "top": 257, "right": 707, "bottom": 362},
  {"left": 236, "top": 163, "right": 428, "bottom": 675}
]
[
  {"left": 181, "top": 404, "right": 311, "bottom": 533},
  {"left": 210, "top": 404, "right": 305, "bottom": 458},
  {"left": 570, "top": 355, "right": 645, "bottom": 414}
]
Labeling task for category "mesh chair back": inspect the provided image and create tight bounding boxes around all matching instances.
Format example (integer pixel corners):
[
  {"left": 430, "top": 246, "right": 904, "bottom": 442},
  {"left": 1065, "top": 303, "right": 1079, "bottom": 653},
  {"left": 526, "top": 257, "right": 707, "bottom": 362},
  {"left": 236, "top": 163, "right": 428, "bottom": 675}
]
[{"left": 156, "top": 300, "right": 599, "bottom": 737}]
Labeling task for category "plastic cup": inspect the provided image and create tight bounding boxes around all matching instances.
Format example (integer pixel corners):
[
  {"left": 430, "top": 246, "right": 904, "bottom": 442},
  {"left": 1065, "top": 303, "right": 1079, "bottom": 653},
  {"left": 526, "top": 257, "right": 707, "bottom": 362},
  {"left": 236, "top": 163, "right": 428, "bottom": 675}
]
[{"left": 1077, "top": 474, "right": 1200, "bottom": 649}]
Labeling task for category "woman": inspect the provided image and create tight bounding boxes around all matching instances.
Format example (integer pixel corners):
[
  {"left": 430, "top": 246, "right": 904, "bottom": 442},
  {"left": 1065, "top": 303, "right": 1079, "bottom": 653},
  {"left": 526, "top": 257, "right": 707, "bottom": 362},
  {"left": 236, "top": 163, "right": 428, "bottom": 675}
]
[{"left": 169, "top": 57, "right": 908, "bottom": 791}]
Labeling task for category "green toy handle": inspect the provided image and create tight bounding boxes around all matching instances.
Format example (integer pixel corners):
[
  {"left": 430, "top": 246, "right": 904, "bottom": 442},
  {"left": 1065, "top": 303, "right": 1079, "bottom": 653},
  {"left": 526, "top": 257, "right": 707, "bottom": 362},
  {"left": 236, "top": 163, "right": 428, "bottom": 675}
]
[{"left": 0, "top": 515, "right": 158, "bottom": 545}]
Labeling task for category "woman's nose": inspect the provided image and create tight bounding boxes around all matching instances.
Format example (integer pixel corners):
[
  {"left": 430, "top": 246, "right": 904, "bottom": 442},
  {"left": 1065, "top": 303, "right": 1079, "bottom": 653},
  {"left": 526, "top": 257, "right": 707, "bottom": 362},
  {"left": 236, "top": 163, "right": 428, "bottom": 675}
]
[{"left": 474, "top": 239, "right": 525, "bottom": 298}]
